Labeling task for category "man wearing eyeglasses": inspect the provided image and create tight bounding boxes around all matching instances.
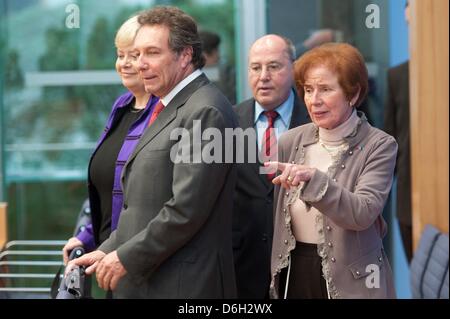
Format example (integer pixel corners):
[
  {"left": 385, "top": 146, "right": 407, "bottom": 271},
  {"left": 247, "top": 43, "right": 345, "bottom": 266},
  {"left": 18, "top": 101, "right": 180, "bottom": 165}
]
[{"left": 232, "top": 34, "right": 310, "bottom": 298}]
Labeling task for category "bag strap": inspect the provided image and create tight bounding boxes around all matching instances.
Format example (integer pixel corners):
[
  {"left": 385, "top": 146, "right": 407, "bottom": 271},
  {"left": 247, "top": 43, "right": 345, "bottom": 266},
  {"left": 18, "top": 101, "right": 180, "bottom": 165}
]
[
  {"left": 50, "top": 266, "right": 63, "bottom": 299},
  {"left": 437, "top": 251, "right": 449, "bottom": 298}
]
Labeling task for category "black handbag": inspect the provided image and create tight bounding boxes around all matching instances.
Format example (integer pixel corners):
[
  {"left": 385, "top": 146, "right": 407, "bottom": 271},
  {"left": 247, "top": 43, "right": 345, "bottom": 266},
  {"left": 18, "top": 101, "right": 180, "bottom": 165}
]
[{"left": 50, "top": 247, "right": 91, "bottom": 299}]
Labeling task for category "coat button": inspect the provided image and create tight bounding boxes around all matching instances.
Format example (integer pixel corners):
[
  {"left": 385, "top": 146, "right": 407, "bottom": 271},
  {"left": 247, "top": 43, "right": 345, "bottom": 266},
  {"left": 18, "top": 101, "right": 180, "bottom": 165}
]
[
  {"left": 278, "top": 254, "right": 282, "bottom": 259},
  {"left": 295, "top": 146, "right": 299, "bottom": 150},
  {"left": 266, "top": 198, "right": 272, "bottom": 204},
  {"left": 341, "top": 164, "right": 345, "bottom": 169},
  {"left": 378, "top": 257, "right": 382, "bottom": 262},
  {"left": 356, "top": 271, "right": 361, "bottom": 276},
  {"left": 332, "top": 178, "right": 337, "bottom": 182},
  {"left": 326, "top": 226, "right": 332, "bottom": 231},
  {"left": 331, "top": 257, "right": 336, "bottom": 262},
  {"left": 328, "top": 242, "right": 333, "bottom": 247},
  {"left": 283, "top": 208, "right": 287, "bottom": 213},
  {"left": 123, "top": 204, "right": 128, "bottom": 209},
  {"left": 284, "top": 240, "right": 288, "bottom": 245},
  {"left": 262, "top": 234, "right": 268, "bottom": 242},
  {"left": 349, "top": 151, "right": 353, "bottom": 155},
  {"left": 286, "top": 192, "right": 289, "bottom": 197}
]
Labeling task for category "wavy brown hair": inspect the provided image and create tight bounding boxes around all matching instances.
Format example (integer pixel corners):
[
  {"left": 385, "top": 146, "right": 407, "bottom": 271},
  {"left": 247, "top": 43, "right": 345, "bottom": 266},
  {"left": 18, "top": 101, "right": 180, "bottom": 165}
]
[
  {"left": 294, "top": 43, "right": 368, "bottom": 108},
  {"left": 138, "top": 6, "right": 205, "bottom": 69}
]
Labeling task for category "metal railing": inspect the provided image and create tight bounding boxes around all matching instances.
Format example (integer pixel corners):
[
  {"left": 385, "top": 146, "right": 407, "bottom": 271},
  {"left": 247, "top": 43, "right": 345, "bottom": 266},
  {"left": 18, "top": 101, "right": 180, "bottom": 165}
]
[{"left": 0, "top": 240, "right": 65, "bottom": 298}]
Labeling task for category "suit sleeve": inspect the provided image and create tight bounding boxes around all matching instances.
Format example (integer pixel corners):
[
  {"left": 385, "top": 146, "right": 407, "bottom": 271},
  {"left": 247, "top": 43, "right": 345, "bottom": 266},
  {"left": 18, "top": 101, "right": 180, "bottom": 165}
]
[
  {"left": 97, "top": 229, "right": 118, "bottom": 254},
  {"left": 114, "top": 105, "right": 234, "bottom": 281},
  {"left": 299, "top": 134, "right": 398, "bottom": 231},
  {"left": 76, "top": 223, "right": 96, "bottom": 252}
]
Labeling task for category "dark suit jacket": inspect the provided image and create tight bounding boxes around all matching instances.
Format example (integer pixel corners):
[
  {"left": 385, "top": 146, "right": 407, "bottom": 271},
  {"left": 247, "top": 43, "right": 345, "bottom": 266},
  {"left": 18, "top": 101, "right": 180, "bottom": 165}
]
[
  {"left": 99, "top": 74, "right": 238, "bottom": 298},
  {"left": 232, "top": 92, "right": 309, "bottom": 298},
  {"left": 384, "top": 61, "right": 411, "bottom": 226}
]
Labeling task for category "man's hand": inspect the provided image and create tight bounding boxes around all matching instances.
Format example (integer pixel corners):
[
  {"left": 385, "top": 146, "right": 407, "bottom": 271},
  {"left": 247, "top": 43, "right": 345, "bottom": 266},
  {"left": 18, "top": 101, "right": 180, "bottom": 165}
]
[
  {"left": 95, "top": 251, "right": 127, "bottom": 291},
  {"left": 62, "top": 237, "right": 83, "bottom": 265},
  {"left": 303, "top": 29, "right": 334, "bottom": 49},
  {"left": 66, "top": 250, "right": 106, "bottom": 276}
]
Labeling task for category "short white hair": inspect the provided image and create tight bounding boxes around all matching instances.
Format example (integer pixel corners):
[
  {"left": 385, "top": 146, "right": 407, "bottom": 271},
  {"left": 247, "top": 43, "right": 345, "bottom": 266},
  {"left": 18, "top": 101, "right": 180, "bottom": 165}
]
[{"left": 114, "top": 15, "right": 140, "bottom": 49}]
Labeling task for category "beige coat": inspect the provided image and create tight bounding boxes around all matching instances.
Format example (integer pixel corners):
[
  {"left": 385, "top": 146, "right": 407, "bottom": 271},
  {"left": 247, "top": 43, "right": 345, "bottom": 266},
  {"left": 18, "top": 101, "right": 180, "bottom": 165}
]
[{"left": 270, "top": 112, "right": 397, "bottom": 299}]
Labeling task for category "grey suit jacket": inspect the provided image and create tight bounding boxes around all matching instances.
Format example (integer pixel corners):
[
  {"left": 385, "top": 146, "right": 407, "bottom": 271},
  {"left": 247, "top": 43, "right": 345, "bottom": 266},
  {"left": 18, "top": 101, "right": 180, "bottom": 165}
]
[
  {"left": 99, "top": 74, "right": 238, "bottom": 298},
  {"left": 232, "top": 92, "right": 309, "bottom": 298},
  {"left": 270, "top": 112, "right": 397, "bottom": 299}
]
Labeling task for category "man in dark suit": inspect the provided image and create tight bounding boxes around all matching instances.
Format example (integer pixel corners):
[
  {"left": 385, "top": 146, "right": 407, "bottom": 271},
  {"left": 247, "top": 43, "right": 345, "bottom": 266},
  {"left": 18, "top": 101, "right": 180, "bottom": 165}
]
[
  {"left": 69, "top": 6, "right": 238, "bottom": 298},
  {"left": 384, "top": 1, "right": 412, "bottom": 263},
  {"left": 384, "top": 61, "right": 412, "bottom": 262},
  {"left": 199, "top": 30, "right": 237, "bottom": 105},
  {"left": 232, "top": 34, "right": 309, "bottom": 298}
]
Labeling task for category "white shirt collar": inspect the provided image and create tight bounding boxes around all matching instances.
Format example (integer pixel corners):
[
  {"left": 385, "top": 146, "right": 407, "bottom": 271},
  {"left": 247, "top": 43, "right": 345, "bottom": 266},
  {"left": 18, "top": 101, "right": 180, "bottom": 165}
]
[{"left": 161, "top": 69, "right": 203, "bottom": 106}]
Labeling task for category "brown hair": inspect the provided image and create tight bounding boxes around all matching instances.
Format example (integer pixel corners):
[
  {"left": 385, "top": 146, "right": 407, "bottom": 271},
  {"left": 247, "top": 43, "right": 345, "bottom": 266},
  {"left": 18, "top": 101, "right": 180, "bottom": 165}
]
[
  {"left": 294, "top": 43, "right": 368, "bottom": 107},
  {"left": 138, "top": 6, "right": 205, "bottom": 69},
  {"left": 199, "top": 30, "right": 221, "bottom": 55}
]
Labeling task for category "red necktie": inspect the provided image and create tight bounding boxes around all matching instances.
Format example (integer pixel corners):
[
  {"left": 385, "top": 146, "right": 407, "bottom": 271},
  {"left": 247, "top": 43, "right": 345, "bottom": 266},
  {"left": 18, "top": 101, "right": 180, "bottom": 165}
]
[
  {"left": 261, "top": 110, "right": 279, "bottom": 181},
  {"left": 148, "top": 101, "right": 165, "bottom": 127}
]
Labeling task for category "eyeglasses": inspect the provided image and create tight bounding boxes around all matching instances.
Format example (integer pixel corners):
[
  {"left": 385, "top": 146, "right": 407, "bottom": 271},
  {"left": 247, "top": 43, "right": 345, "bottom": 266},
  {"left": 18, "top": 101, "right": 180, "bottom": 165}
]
[{"left": 249, "top": 62, "right": 285, "bottom": 76}]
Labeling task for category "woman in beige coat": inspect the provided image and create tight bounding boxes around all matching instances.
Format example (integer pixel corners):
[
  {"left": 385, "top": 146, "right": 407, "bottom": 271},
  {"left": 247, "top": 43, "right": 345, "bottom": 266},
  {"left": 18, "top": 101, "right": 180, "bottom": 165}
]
[{"left": 266, "top": 43, "right": 397, "bottom": 299}]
